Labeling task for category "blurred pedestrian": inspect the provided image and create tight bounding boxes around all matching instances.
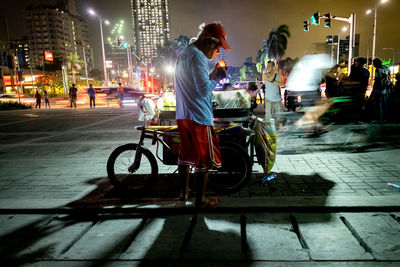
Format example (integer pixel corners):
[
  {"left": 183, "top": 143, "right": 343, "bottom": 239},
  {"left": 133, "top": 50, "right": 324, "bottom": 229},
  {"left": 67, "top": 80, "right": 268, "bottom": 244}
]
[
  {"left": 87, "top": 84, "right": 95, "bottom": 108},
  {"left": 247, "top": 82, "right": 258, "bottom": 114},
  {"left": 255, "top": 77, "right": 263, "bottom": 104},
  {"left": 34, "top": 90, "right": 41, "bottom": 109},
  {"left": 263, "top": 61, "right": 284, "bottom": 122},
  {"left": 175, "top": 22, "right": 229, "bottom": 210},
  {"left": 117, "top": 82, "right": 124, "bottom": 108},
  {"left": 388, "top": 72, "right": 400, "bottom": 122},
  {"left": 325, "top": 65, "right": 341, "bottom": 98},
  {"left": 43, "top": 90, "right": 50, "bottom": 109},
  {"left": 69, "top": 83, "right": 78, "bottom": 108},
  {"left": 349, "top": 57, "right": 370, "bottom": 120},
  {"left": 372, "top": 58, "right": 390, "bottom": 122}
]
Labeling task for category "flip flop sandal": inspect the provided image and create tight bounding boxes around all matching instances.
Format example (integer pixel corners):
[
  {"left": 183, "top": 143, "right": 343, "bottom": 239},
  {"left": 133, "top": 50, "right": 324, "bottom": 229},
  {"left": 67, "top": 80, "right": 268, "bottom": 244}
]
[{"left": 195, "top": 197, "right": 220, "bottom": 212}]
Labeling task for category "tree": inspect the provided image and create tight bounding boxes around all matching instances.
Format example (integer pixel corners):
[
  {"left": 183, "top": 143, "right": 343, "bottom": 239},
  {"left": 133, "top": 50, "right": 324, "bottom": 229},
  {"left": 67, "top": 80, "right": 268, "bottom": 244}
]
[
  {"left": 34, "top": 71, "right": 64, "bottom": 95},
  {"left": 266, "top": 25, "right": 291, "bottom": 63},
  {"left": 66, "top": 52, "right": 84, "bottom": 84},
  {"left": 153, "top": 35, "right": 191, "bottom": 67},
  {"left": 256, "top": 43, "right": 269, "bottom": 73},
  {"left": 239, "top": 57, "right": 258, "bottom": 81}
]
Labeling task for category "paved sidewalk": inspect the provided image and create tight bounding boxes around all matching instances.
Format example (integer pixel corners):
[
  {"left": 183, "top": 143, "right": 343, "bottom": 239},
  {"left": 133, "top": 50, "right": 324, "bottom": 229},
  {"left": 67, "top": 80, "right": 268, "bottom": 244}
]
[
  {"left": 0, "top": 107, "right": 399, "bottom": 211},
  {"left": 1, "top": 107, "right": 400, "bottom": 264}
]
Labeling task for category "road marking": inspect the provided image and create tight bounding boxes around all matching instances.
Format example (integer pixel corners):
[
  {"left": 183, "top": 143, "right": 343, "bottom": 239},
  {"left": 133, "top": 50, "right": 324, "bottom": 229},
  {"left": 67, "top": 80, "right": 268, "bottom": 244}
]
[{"left": 0, "top": 112, "right": 134, "bottom": 150}]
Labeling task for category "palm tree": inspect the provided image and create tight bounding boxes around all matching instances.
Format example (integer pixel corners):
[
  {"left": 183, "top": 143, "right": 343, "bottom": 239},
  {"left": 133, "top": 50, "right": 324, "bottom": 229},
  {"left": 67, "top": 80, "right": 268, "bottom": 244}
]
[
  {"left": 266, "top": 25, "right": 291, "bottom": 63},
  {"left": 256, "top": 43, "right": 268, "bottom": 73},
  {"left": 66, "top": 52, "right": 83, "bottom": 84}
]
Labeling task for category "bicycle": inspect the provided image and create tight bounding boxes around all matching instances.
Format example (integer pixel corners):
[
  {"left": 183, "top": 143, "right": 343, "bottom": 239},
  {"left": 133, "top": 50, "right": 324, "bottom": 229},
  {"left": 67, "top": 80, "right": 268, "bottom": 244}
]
[{"left": 107, "top": 121, "right": 254, "bottom": 197}]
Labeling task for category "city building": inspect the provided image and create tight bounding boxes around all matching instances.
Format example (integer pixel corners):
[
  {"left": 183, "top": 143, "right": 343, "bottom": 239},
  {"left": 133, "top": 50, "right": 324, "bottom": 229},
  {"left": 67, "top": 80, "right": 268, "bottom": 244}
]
[
  {"left": 130, "top": 0, "right": 170, "bottom": 64},
  {"left": 326, "top": 34, "right": 360, "bottom": 63},
  {"left": 25, "top": 0, "right": 93, "bottom": 70},
  {"left": 11, "top": 37, "right": 31, "bottom": 68},
  {"left": 105, "top": 21, "right": 130, "bottom": 81}
]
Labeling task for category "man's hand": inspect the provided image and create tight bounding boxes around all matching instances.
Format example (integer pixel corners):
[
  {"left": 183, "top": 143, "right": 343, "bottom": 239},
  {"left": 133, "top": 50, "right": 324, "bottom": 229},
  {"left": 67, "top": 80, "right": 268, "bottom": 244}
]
[{"left": 209, "top": 62, "right": 227, "bottom": 81}]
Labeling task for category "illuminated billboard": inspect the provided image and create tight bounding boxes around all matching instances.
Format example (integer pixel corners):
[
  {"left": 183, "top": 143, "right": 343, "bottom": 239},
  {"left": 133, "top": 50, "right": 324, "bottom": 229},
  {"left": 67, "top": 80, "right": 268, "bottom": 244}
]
[{"left": 44, "top": 51, "right": 53, "bottom": 62}]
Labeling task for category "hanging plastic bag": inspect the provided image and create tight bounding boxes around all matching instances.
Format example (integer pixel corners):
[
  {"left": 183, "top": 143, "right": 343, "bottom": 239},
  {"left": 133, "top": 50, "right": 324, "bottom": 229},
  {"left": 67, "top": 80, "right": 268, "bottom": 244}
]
[{"left": 254, "top": 118, "right": 277, "bottom": 174}]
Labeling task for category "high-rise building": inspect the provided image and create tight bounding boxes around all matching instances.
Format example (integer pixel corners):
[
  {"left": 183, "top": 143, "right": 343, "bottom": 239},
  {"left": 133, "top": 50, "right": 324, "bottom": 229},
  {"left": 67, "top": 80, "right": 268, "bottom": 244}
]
[
  {"left": 131, "top": 0, "right": 170, "bottom": 64},
  {"left": 11, "top": 37, "right": 31, "bottom": 68},
  {"left": 25, "top": 0, "right": 93, "bottom": 70},
  {"left": 326, "top": 34, "right": 360, "bottom": 63},
  {"left": 105, "top": 21, "right": 129, "bottom": 79}
]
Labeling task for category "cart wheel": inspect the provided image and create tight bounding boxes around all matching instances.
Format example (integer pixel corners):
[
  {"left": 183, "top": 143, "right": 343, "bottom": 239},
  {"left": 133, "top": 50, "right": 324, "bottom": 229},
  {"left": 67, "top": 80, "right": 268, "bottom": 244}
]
[
  {"left": 208, "top": 142, "right": 252, "bottom": 195},
  {"left": 107, "top": 143, "right": 158, "bottom": 196}
]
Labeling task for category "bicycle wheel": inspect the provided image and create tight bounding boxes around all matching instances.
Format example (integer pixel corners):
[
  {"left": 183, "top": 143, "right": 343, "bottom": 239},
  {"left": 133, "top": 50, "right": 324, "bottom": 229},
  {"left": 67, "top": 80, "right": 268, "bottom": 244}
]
[
  {"left": 107, "top": 143, "right": 158, "bottom": 195},
  {"left": 208, "top": 142, "right": 252, "bottom": 195}
]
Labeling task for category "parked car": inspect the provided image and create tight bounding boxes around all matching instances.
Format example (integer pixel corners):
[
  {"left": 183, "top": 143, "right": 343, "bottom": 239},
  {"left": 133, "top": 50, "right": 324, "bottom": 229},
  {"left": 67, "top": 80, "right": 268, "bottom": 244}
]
[{"left": 0, "top": 94, "right": 18, "bottom": 103}]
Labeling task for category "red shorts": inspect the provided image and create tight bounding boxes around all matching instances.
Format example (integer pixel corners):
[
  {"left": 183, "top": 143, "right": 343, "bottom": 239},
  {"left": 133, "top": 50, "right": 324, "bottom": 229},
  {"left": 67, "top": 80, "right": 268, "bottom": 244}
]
[{"left": 177, "top": 119, "right": 221, "bottom": 173}]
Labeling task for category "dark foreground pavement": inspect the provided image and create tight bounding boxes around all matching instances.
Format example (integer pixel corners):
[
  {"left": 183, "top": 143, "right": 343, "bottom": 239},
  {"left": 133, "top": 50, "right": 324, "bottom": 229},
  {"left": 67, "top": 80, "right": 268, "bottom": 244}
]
[{"left": 0, "top": 107, "right": 400, "bottom": 265}]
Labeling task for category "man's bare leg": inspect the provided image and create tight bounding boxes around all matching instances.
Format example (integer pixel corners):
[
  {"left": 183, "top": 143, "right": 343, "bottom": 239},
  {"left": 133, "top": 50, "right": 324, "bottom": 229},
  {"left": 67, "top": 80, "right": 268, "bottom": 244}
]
[
  {"left": 195, "top": 172, "right": 209, "bottom": 207},
  {"left": 179, "top": 165, "right": 190, "bottom": 201}
]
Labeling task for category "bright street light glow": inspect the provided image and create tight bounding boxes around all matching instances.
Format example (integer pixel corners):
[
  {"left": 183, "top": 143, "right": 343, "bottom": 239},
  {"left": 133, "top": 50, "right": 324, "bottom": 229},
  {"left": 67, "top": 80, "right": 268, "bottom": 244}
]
[
  {"left": 165, "top": 65, "right": 174, "bottom": 73},
  {"left": 342, "top": 26, "right": 348, "bottom": 32},
  {"left": 88, "top": 9, "right": 95, "bottom": 16},
  {"left": 366, "top": 9, "right": 372, "bottom": 15},
  {"left": 120, "top": 35, "right": 124, "bottom": 40},
  {"left": 104, "top": 20, "right": 110, "bottom": 25},
  {"left": 381, "top": 0, "right": 389, "bottom": 3}
]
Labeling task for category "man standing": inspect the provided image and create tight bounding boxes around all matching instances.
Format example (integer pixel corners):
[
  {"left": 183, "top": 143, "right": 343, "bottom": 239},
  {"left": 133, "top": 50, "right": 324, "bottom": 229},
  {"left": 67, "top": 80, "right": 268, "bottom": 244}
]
[
  {"left": 349, "top": 57, "right": 369, "bottom": 120},
  {"left": 372, "top": 58, "right": 390, "bottom": 122},
  {"left": 87, "top": 84, "right": 95, "bottom": 108},
  {"left": 34, "top": 90, "right": 42, "bottom": 109},
  {"left": 69, "top": 83, "right": 78, "bottom": 108},
  {"left": 117, "top": 82, "right": 124, "bottom": 108},
  {"left": 263, "top": 61, "right": 284, "bottom": 122},
  {"left": 175, "top": 22, "right": 229, "bottom": 210}
]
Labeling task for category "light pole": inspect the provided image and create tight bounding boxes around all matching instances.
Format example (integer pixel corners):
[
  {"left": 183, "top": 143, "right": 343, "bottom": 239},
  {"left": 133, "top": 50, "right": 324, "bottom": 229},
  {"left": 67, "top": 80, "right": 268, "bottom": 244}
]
[
  {"left": 150, "top": 66, "right": 155, "bottom": 93},
  {"left": 88, "top": 9, "right": 109, "bottom": 86},
  {"left": 76, "top": 40, "right": 89, "bottom": 87},
  {"left": 367, "top": 0, "right": 389, "bottom": 62}
]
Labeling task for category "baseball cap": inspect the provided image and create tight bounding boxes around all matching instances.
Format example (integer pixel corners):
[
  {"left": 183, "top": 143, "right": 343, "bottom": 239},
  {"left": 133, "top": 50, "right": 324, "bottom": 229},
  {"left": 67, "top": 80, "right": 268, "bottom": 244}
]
[{"left": 201, "top": 23, "right": 231, "bottom": 50}]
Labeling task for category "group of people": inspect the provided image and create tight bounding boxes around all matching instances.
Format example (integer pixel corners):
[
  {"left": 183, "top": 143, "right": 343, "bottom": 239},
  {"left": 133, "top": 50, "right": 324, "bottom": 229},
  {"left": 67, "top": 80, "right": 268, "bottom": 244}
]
[
  {"left": 325, "top": 57, "right": 399, "bottom": 123},
  {"left": 33, "top": 90, "right": 50, "bottom": 109}
]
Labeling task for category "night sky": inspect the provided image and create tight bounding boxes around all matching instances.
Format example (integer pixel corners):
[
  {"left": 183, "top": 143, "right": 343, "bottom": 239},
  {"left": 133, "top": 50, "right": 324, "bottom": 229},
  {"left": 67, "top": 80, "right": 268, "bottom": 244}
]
[{"left": 1, "top": 0, "right": 399, "bottom": 68}]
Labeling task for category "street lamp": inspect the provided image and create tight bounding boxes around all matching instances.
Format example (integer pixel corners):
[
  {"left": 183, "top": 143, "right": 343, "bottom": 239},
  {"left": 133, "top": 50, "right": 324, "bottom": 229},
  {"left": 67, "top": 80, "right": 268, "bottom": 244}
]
[
  {"left": 366, "top": 0, "right": 389, "bottom": 62},
  {"left": 88, "top": 9, "right": 110, "bottom": 86}
]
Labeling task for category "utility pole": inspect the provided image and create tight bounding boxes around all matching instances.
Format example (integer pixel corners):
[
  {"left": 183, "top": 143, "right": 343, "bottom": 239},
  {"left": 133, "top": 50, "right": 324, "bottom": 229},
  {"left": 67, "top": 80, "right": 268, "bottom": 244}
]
[
  {"left": 305, "top": 12, "right": 356, "bottom": 74},
  {"left": 78, "top": 41, "right": 89, "bottom": 87}
]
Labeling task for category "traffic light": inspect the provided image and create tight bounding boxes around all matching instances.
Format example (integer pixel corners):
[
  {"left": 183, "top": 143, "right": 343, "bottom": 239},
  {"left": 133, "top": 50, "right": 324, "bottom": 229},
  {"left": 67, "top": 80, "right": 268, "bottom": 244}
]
[
  {"left": 303, "top": 20, "right": 309, "bottom": 32},
  {"left": 117, "top": 37, "right": 121, "bottom": 47},
  {"left": 311, "top": 11, "right": 320, "bottom": 25},
  {"left": 324, "top": 13, "right": 331, "bottom": 28}
]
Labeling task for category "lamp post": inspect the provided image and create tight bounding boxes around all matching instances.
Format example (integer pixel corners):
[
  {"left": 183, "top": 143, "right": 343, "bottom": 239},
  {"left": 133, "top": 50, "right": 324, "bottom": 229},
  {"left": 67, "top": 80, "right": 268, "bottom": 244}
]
[
  {"left": 367, "top": 0, "right": 389, "bottom": 62},
  {"left": 88, "top": 9, "right": 109, "bottom": 86}
]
